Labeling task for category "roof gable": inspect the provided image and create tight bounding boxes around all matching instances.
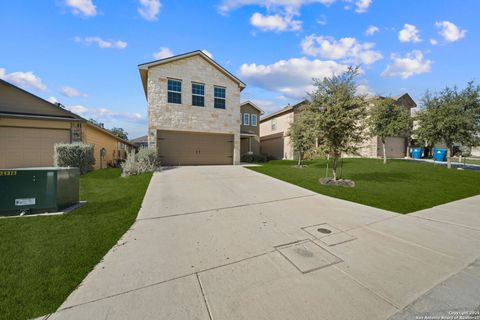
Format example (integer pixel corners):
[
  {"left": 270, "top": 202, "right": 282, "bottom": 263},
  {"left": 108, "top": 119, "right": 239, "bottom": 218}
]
[
  {"left": 241, "top": 101, "right": 264, "bottom": 114},
  {"left": 0, "top": 79, "right": 83, "bottom": 120},
  {"left": 138, "top": 50, "right": 246, "bottom": 98}
]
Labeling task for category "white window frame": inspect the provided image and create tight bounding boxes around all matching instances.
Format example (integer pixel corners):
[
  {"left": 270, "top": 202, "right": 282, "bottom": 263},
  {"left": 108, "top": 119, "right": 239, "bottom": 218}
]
[
  {"left": 271, "top": 118, "right": 277, "bottom": 130},
  {"left": 251, "top": 114, "right": 258, "bottom": 126},
  {"left": 243, "top": 113, "right": 250, "bottom": 125}
]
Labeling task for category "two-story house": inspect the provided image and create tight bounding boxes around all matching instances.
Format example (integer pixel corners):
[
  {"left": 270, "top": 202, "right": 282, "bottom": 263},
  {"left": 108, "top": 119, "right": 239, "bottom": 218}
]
[
  {"left": 260, "top": 94, "right": 416, "bottom": 160},
  {"left": 240, "top": 101, "right": 263, "bottom": 156},
  {"left": 138, "top": 50, "right": 246, "bottom": 165}
]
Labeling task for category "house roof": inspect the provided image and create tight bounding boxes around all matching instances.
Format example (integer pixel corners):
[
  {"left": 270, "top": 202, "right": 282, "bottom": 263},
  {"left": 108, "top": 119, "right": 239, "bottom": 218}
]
[
  {"left": 131, "top": 135, "right": 148, "bottom": 143},
  {"left": 0, "top": 79, "right": 85, "bottom": 121},
  {"left": 138, "top": 50, "right": 246, "bottom": 98},
  {"left": 241, "top": 101, "right": 264, "bottom": 115},
  {"left": 260, "top": 99, "right": 309, "bottom": 122}
]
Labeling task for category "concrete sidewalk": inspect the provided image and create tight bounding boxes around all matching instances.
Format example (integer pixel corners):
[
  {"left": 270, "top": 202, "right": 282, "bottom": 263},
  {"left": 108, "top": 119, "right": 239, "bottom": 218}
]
[{"left": 44, "top": 166, "right": 480, "bottom": 319}]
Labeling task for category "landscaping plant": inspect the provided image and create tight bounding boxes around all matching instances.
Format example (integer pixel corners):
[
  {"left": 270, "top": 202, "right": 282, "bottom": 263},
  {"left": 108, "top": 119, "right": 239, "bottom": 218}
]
[
  {"left": 308, "top": 67, "right": 368, "bottom": 180},
  {"left": 121, "top": 148, "right": 161, "bottom": 176},
  {"left": 288, "top": 111, "right": 317, "bottom": 166},
  {"left": 415, "top": 81, "right": 480, "bottom": 169},
  {"left": 53, "top": 143, "right": 95, "bottom": 174},
  {"left": 368, "top": 97, "right": 412, "bottom": 164}
]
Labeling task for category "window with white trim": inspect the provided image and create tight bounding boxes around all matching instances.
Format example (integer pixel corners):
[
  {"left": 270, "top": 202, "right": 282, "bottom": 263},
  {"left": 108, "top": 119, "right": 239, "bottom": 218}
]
[
  {"left": 167, "top": 79, "right": 182, "bottom": 104},
  {"left": 271, "top": 118, "right": 277, "bottom": 130},
  {"left": 251, "top": 114, "right": 258, "bottom": 126},
  {"left": 243, "top": 113, "right": 250, "bottom": 125},
  {"left": 192, "top": 83, "right": 204, "bottom": 107},
  {"left": 214, "top": 86, "right": 226, "bottom": 109}
]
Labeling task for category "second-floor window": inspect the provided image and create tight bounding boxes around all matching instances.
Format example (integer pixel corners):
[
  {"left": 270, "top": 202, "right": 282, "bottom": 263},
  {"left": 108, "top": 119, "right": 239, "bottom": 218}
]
[
  {"left": 271, "top": 118, "right": 277, "bottom": 131},
  {"left": 167, "top": 79, "right": 182, "bottom": 104},
  {"left": 251, "top": 114, "right": 258, "bottom": 126},
  {"left": 214, "top": 86, "right": 226, "bottom": 109},
  {"left": 243, "top": 113, "right": 250, "bottom": 125},
  {"left": 192, "top": 83, "right": 205, "bottom": 107}
]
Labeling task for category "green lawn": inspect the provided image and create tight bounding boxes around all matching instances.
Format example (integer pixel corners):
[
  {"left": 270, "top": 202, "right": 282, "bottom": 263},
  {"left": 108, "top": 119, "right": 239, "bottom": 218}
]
[
  {"left": 0, "top": 169, "right": 152, "bottom": 320},
  {"left": 249, "top": 158, "right": 480, "bottom": 214}
]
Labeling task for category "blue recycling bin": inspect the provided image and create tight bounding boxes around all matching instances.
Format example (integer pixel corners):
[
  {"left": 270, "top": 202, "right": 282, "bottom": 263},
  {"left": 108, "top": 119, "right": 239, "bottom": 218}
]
[
  {"left": 411, "top": 147, "right": 423, "bottom": 159},
  {"left": 433, "top": 148, "right": 447, "bottom": 161}
]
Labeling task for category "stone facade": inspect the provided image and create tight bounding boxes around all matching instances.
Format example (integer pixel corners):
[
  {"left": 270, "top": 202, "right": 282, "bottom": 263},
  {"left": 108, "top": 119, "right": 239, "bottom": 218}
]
[{"left": 145, "top": 55, "right": 242, "bottom": 164}]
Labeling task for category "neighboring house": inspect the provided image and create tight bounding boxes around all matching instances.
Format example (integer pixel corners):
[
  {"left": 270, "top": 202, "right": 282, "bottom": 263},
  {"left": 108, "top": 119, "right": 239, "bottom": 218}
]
[
  {"left": 131, "top": 135, "right": 148, "bottom": 149},
  {"left": 138, "top": 50, "right": 246, "bottom": 165},
  {"left": 0, "top": 79, "right": 133, "bottom": 169},
  {"left": 259, "top": 94, "right": 416, "bottom": 160},
  {"left": 259, "top": 100, "right": 309, "bottom": 160},
  {"left": 240, "top": 101, "right": 263, "bottom": 156}
]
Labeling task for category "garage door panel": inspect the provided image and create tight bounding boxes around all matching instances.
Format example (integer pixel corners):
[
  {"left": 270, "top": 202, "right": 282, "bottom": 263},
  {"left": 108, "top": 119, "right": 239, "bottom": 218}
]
[
  {"left": 157, "top": 130, "right": 233, "bottom": 166},
  {"left": 0, "top": 127, "right": 70, "bottom": 168},
  {"left": 377, "top": 137, "right": 406, "bottom": 158}
]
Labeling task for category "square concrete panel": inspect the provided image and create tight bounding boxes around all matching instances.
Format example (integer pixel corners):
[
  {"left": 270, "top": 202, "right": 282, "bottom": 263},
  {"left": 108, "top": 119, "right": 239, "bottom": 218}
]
[
  {"left": 276, "top": 240, "right": 342, "bottom": 273},
  {"left": 50, "top": 275, "right": 210, "bottom": 320},
  {"left": 302, "top": 223, "right": 343, "bottom": 239},
  {"left": 198, "top": 252, "right": 397, "bottom": 320},
  {"left": 319, "top": 232, "right": 356, "bottom": 246}
]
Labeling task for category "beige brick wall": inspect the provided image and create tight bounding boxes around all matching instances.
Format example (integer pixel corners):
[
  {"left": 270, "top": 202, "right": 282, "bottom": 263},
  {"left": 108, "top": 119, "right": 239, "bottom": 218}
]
[{"left": 146, "top": 55, "right": 242, "bottom": 164}]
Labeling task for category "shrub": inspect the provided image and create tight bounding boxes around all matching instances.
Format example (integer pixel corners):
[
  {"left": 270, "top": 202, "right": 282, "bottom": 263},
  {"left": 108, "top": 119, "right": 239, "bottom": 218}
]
[
  {"left": 54, "top": 143, "right": 95, "bottom": 174},
  {"left": 121, "top": 148, "right": 161, "bottom": 177},
  {"left": 240, "top": 153, "right": 268, "bottom": 163}
]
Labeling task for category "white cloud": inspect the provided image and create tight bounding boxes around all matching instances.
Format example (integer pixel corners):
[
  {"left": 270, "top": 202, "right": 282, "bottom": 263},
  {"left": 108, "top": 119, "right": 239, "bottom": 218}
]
[
  {"left": 74, "top": 36, "right": 127, "bottom": 49},
  {"left": 218, "top": 0, "right": 336, "bottom": 15},
  {"left": 398, "top": 24, "right": 421, "bottom": 43},
  {"left": 365, "top": 25, "right": 379, "bottom": 36},
  {"left": 381, "top": 50, "right": 432, "bottom": 79},
  {"left": 201, "top": 49, "right": 214, "bottom": 59},
  {"left": 48, "top": 96, "right": 59, "bottom": 104},
  {"left": 430, "top": 39, "right": 438, "bottom": 45},
  {"left": 138, "top": 0, "right": 161, "bottom": 21},
  {"left": 354, "top": 0, "right": 371, "bottom": 13},
  {"left": 316, "top": 14, "right": 327, "bottom": 25},
  {"left": 239, "top": 57, "right": 350, "bottom": 99},
  {"left": 435, "top": 21, "right": 466, "bottom": 42},
  {"left": 0, "top": 68, "right": 47, "bottom": 91},
  {"left": 66, "top": 105, "right": 145, "bottom": 123},
  {"left": 153, "top": 47, "right": 173, "bottom": 59},
  {"left": 61, "top": 86, "right": 87, "bottom": 97},
  {"left": 250, "top": 12, "right": 301, "bottom": 32},
  {"left": 301, "top": 34, "right": 382, "bottom": 65},
  {"left": 356, "top": 83, "right": 375, "bottom": 96},
  {"left": 65, "top": 0, "right": 97, "bottom": 17}
]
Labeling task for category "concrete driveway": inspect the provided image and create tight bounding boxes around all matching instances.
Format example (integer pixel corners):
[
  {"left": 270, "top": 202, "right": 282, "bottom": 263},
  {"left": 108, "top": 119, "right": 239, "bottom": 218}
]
[{"left": 47, "top": 166, "right": 480, "bottom": 319}]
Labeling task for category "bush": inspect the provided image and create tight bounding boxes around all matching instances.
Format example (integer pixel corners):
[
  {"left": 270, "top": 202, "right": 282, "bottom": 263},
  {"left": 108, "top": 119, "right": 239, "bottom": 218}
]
[
  {"left": 121, "top": 148, "right": 161, "bottom": 177},
  {"left": 54, "top": 143, "right": 95, "bottom": 174},
  {"left": 240, "top": 153, "right": 268, "bottom": 163}
]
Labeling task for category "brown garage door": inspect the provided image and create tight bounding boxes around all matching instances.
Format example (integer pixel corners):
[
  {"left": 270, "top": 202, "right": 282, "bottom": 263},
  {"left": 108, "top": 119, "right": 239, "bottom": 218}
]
[
  {"left": 157, "top": 130, "right": 233, "bottom": 165},
  {"left": 260, "top": 133, "right": 284, "bottom": 160},
  {"left": 0, "top": 127, "right": 71, "bottom": 168}
]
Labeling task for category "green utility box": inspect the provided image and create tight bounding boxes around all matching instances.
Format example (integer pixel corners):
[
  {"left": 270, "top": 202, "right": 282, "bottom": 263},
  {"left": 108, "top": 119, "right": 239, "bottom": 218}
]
[{"left": 0, "top": 167, "right": 80, "bottom": 216}]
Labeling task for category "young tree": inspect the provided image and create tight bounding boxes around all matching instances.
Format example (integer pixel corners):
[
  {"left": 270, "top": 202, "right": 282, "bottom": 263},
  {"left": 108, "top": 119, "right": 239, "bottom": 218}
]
[
  {"left": 288, "top": 111, "right": 317, "bottom": 166},
  {"left": 415, "top": 82, "right": 480, "bottom": 169},
  {"left": 368, "top": 97, "right": 412, "bottom": 164},
  {"left": 110, "top": 127, "right": 129, "bottom": 140},
  {"left": 309, "top": 67, "right": 368, "bottom": 180}
]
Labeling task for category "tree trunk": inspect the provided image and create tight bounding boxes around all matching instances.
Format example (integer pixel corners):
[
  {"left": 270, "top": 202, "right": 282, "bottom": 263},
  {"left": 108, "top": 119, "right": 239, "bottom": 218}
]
[
  {"left": 382, "top": 140, "right": 387, "bottom": 164},
  {"left": 447, "top": 146, "right": 452, "bottom": 169},
  {"left": 298, "top": 151, "right": 302, "bottom": 166},
  {"left": 332, "top": 156, "right": 338, "bottom": 180}
]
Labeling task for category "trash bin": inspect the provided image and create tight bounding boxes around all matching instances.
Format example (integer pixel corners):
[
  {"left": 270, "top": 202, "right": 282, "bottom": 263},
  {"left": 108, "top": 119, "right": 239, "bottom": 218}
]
[
  {"left": 433, "top": 148, "right": 447, "bottom": 162},
  {"left": 411, "top": 147, "right": 423, "bottom": 159}
]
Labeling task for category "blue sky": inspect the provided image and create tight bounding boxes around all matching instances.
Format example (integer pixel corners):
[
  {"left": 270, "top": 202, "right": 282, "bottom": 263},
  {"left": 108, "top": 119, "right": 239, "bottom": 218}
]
[{"left": 1, "top": 0, "right": 479, "bottom": 138}]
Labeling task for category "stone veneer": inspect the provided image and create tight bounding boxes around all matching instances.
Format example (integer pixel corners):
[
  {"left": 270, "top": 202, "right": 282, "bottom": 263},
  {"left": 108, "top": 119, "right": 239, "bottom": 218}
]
[{"left": 146, "top": 55, "right": 242, "bottom": 164}]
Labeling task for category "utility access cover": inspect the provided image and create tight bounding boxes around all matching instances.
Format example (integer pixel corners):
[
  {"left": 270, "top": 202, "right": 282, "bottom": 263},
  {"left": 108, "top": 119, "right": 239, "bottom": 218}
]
[{"left": 276, "top": 240, "right": 342, "bottom": 273}]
